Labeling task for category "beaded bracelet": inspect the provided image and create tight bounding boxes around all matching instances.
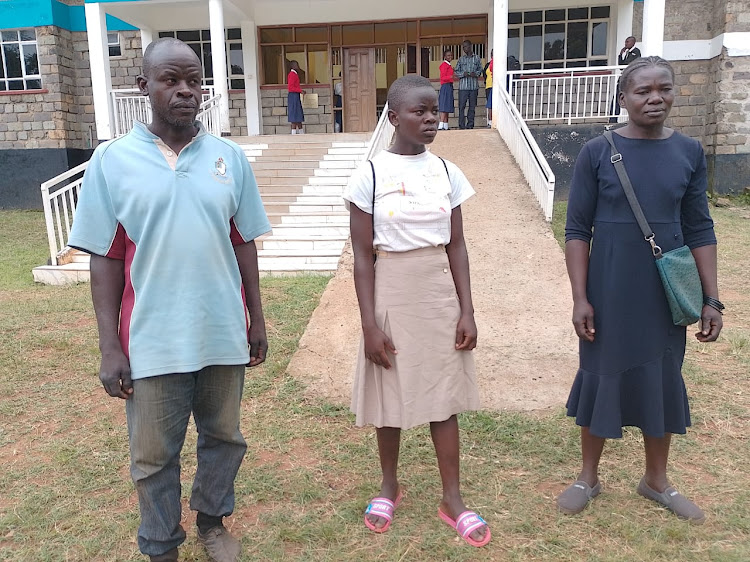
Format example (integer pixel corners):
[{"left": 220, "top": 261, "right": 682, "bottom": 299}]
[{"left": 703, "top": 296, "right": 725, "bottom": 314}]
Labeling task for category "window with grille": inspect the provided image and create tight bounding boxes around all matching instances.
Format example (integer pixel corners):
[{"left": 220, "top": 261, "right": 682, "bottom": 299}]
[
  {"left": 0, "top": 29, "right": 41, "bottom": 91},
  {"left": 108, "top": 32, "right": 122, "bottom": 57}
]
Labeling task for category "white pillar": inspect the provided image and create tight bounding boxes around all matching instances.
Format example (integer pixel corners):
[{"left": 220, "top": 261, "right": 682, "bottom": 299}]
[
  {"left": 492, "top": 0, "right": 508, "bottom": 128},
  {"left": 85, "top": 3, "right": 114, "bottom": 140},
  {"left": 642, "top": 0, "right": 666, "bottom": 57},
  {"left": 616, "top": 0, "right": 634, "bottom": 60},
  {"left": 140, "top": 28, "right": 153, "bottom": 51},
  {"left": 209, "top": 0, "right": 231, "bottom": 134},
  {"left": 240, "top": 20, "right": 262, "bottom": 136}
]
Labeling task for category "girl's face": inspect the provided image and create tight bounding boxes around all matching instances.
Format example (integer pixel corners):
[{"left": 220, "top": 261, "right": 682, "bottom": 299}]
[
  {"left": 389, "top": 86, "right": 439, "bottom": 146},
  {"left": 445, "top": 52, "right": 453, "bottom": 62},
  {"left": 619, "top": 66, "right": 675, "bottom": 128}
]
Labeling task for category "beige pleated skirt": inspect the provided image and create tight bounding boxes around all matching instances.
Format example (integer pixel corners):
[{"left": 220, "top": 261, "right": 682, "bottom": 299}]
[{"left": 351, "top": 246, "right": 480, "bottom": 430}]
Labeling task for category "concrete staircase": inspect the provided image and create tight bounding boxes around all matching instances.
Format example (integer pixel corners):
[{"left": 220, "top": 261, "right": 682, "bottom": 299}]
[
  {"left": 238, "top": 133, "right": 369, "bottom": 274},
  {"left": 32, "top": 133, "right": 369, "bottom": 284}
]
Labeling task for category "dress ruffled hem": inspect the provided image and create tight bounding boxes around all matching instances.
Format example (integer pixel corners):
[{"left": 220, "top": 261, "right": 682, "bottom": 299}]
[{"left": 565, "top": 353, "right": 691, "bottom": 438}]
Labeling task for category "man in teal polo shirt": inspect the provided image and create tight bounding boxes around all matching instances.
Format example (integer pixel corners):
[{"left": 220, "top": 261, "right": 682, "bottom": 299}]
[{"left": 68, "top": 38, "right": 271, "bottom": 562}]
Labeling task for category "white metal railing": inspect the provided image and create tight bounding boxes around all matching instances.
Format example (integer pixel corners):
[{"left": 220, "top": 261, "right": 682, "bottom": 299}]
[
  {"left": 365, "top": 101, "right": 395, "bottom": 161},
  {"left": 196, "top": 94, "right": 222, "bottom": 137},
  {"left": 111, "top": 87, "right": 216, "bottom": 137},
  {"left": 496, "top": 87, "right": 556, "bottom": 222},
  {"left": 41, "top": 161, "right": 88, "bottom": 265},
  {"left": 508, "top": 65, "right": 628, "bottom": 125}
]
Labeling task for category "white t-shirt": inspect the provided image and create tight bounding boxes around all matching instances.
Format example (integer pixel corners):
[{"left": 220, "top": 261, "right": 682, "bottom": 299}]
[{"left": 343, "top": 150, "right": 475, "bottom": 252}]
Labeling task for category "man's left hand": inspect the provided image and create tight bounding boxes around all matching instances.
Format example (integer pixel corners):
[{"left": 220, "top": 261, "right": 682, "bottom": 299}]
[{"left": 247, "top": 323, "right": 268, "bottom": 367}]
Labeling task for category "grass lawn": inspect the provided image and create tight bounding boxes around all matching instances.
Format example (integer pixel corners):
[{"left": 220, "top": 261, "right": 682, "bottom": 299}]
[{"left": 1, "top": 208, "right": 748, "bottom": 561}]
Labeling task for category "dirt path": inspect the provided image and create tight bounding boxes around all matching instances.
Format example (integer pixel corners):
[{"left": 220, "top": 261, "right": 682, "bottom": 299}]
[{"left": 287, "top": 130, "right": 578, "bottom": 411}]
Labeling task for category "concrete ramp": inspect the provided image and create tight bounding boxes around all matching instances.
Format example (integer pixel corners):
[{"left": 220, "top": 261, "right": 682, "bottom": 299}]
[{"left": 287, "top": 130, "right": 577, "bottom": 412}]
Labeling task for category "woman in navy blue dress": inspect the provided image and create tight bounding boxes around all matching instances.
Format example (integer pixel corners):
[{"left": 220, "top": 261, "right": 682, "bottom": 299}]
[{"left": 557, "top": 57, "right": 724, "bottom": 523}]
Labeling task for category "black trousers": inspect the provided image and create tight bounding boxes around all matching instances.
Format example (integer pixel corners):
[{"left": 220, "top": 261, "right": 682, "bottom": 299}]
[{"left": 458, "top": 89, "right": 478, "bottom": 129}]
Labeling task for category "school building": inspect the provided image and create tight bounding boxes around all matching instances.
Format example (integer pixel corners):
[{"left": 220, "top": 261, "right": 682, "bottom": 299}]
[{"left": 1, "top": 0, "right": 749, "bottom": 209}]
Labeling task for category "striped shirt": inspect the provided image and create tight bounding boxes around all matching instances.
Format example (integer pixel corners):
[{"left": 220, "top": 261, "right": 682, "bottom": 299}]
[{"left": 454, "top": 53, "right": 483, "bottom": 91}]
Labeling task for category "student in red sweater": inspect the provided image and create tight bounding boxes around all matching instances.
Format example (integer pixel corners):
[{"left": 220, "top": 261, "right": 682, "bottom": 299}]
[
  {"left": 438, "top": 49, "right": 454, "bottom": 130},
  {"left": 287, "top": 61, "right": 304, "bottom": 134}
]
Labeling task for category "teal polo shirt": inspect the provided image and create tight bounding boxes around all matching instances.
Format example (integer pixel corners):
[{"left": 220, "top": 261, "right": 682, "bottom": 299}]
[{"left": 69, "top": 122, "right": 271, "bottom": 379}]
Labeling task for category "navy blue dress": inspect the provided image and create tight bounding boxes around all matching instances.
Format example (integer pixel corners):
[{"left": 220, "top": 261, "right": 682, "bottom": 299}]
[{"left": 565, "top": 132, "right": 716, "bottom": 438}]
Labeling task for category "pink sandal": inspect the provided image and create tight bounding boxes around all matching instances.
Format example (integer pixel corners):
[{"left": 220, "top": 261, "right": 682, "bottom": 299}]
[
  {"left": 438, "top": 508, "right": 492, "bottom": 547},
  {"left": 364, "top": 490, "right": 404, "bottom": 533}
]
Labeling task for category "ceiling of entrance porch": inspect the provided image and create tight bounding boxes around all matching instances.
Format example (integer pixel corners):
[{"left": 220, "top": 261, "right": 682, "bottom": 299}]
[{"left": 98, "top": 0, "right": 493, "bottom": 31}]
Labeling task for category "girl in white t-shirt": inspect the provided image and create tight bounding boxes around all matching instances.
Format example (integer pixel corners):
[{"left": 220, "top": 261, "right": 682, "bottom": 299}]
[{"left": 343, "top": 74, "right": 490, "bottom": 548}]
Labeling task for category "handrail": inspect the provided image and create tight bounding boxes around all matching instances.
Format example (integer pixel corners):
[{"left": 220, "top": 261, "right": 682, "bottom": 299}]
[
  {"left": 196, "top": 94, "right": 222, "bottom": 137},
  {"left": 364, "top": 101, "right": 394, "bottom": 161},
  {"left": 41, "top": 161, "right": 89, "bottom": 265},
  {"left": 495, "top": 87, "right": 556, "bottom": 222}
]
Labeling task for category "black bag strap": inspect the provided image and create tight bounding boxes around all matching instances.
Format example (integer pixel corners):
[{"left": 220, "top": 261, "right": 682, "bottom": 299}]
[
  {"left": 438, "top": 156, "right": 449, "bottom": 178},
  {"left": 602, "top": 130, "right": 663, "bottom": 258}
]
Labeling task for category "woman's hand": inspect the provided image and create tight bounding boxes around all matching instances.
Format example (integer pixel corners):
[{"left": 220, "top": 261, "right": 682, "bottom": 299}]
[
  {"left": 695, "top": 305, "right": 723, "bottom": 342},
  {"left": 364, "top": 326, "right": 397, "bottom": 369},
  {"left": 572, "top": 300, "right": 596, "bottom": 342},
  {"left": 455, "top": 313, "right": 478, "bottom": 350}
]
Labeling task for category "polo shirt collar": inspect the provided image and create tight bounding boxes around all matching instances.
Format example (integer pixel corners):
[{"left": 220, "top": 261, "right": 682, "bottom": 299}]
[{"left": 131, "top": 120, "right": 207, "bottom": 143}]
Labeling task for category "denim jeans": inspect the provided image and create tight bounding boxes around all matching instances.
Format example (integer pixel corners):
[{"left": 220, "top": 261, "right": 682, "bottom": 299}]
[
  {"left": 125, "top": 365, "right": 247, "bottom": 557},
  {"left": 458, "top": 89, "right": 478, "bottom": 129}
]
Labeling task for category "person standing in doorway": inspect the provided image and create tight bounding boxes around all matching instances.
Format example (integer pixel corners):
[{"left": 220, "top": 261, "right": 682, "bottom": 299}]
[
  {"left": 438, "top": 49, "right": 454, "bottom": 130},
  {"left": 454, "top": 40, "right": 483, "bottom": 129},
  {"left": 67, "top": 38, "right": 271, "bottom": 562},
  {"left": 288, "top": 60, "right": 305, "bottom": 134}
]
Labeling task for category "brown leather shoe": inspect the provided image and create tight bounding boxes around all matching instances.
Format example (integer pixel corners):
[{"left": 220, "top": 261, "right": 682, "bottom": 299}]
[{"left": 197, "top": 526, "right": 241, "bottom": 562}]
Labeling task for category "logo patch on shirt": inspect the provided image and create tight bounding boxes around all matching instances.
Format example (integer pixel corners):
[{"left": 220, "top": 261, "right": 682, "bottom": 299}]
[{"left": 215, "top": 157, "right": 227, "bottom": 176}]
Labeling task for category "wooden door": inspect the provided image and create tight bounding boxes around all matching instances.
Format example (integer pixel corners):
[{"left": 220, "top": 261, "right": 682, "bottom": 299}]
[{"left": 343, "top": 48, "right": 377, "bottom": 132}]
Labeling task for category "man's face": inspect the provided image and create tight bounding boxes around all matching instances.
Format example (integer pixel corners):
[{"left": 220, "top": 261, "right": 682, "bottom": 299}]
[
  {"left": 462, "top": 42, "right": 472, "bottom": 55},
  {"left": 138, "top": 44, "right": 203, "bottom": 128},
  {"left": 625, "top": 37, "right": 636, "bottom": 50}
]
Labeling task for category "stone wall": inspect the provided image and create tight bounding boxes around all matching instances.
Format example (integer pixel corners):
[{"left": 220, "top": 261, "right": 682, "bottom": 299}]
[
  {"left": 667, "top": 60, "right": 711, "bottom": 145},
  {"left": 665, "top": 0, "right": 713, "bottom": 41},
  {"left": 0, "top": 26, "right": 94, "bottom": 150},
  {"left": 229, "top": 92, "right": 247, "bottom": 136},
  {"left": 260, "top": 87, "right": 334, "bottom": 135},
  {"left": 108, "top": 31, "right": 142, "bottom": 90}
]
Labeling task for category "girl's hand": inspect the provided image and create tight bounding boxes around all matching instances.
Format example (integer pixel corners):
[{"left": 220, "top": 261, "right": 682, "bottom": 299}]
[
  {"left": 695, "top": 305, "right": 723, "bottom": 342},
  {"left": 572, "top": 300, "right": 596, "bottom": 342},
  {"left": 364, "top": 326, "right": 397, "bottom": 369},
  {"left": 455, "top": 313, "right": 477, "bottom": 350}
]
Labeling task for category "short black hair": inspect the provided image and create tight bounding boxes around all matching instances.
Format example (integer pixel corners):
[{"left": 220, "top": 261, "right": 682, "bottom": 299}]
[
  {"left": 463, "top": 40, "right": 472, "bottom": 47},
  {"left": 626, "top": 36, "right": 636, "bottom": 42},
  {"left": 142, "top": 38, "right": 200, "bottom": 77},
  {"left": 443, "top": 48, "right": 452, "bottom": 57},
  {"left": 619, "top": 55, "right": 674, "bottom": 92},
  {"left": 387, "top": 74, "right": 434, "bottom": 111}
]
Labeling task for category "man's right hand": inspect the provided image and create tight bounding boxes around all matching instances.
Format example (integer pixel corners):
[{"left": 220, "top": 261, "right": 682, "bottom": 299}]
[{"left": 99, "top": 350, "right": 133, "bottom": 399}]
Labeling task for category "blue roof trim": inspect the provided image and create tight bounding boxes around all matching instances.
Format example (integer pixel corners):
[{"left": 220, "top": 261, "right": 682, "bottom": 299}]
[{"left": 0, "top": 0, "right": 137, "bottom": 32}]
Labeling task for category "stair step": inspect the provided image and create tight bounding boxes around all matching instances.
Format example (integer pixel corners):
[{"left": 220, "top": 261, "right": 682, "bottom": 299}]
[
  {"left": 257, "top": 237, "right": 347, "bottom": 251},
  {"left": 250, "top": 160, "right": 320, "bottom": 170},
  {"left": 256, "top": 176, "right": 311, "bottom": 186},
  {"left": 257, "top": 249, "right": 342, "bottom": 257},
  {"left": 254, "top": 168, "right": 315, "bottom": 178},
  {"left": 270, "top": 225, "right": 349, "bottom": 237}
]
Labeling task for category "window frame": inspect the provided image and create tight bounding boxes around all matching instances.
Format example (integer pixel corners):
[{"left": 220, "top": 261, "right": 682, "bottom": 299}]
[
  {"left": 107, "top": 32, "right": 122, "bottom": 58},
  {"left": 0, "top": 28, "right": 43, "bottom": 92},
  {"left": 157, "top": 28, "right": 245, "bottom": 90},
  {"left": 508, "top": 6, "right": 611, "bottom": 70}
]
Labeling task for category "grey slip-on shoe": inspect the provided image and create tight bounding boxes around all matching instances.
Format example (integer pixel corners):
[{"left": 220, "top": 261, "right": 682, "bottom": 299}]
[
  {"left": 637, "top": 477, "right": 706, "bottom": 524},
  {"left": 197, "top": 526, "right": 242, "bottom": 562},
  {"left": 557, "top": 480, "right": 602, "bottom": 515}
]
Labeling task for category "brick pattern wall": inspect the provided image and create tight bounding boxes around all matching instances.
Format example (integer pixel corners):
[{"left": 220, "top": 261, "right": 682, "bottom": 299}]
[
  {"left": 665, "top": 0, "right": 713, "bottom": 40},
  {"left": 707, "top": 52, "right": 750, "bottom": 155},
  {"left": 0, "top": 26, "right": 95, "bottom": 150},
  {"left": 229, "top": 92, "right": 247, "bottom": 136},
  {"left": 108, "top": 31, "right": 143, "bottom": 89},
  {"left": 667, "top": 60, "right": 710, "bottom": 145},
  {"left": 260, "top": 87, "right": 334, "bottom": 135}
]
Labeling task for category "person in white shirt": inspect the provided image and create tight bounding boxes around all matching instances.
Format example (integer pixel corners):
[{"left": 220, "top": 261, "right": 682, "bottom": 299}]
[{"left": 343, "top": 74, "right": 491, "bottom": 548}]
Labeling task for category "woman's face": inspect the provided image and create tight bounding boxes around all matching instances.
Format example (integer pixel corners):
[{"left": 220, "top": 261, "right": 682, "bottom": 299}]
[
  {"left": 445, "top": 52, "right": 453, "bottom": 62},
  {"left": 619, "top": 66, "right": 675, "bottom": 128},
  {"left": 389, "top": 86, "right": 439, "bottom": 146}
]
